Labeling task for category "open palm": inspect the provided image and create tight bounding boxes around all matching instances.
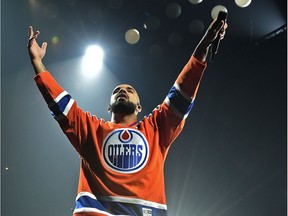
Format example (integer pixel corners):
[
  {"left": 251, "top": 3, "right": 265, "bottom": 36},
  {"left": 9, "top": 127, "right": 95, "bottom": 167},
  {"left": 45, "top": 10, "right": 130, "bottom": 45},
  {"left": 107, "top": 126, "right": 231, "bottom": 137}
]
[{"left": 28, "top": 26, "right": 47, "bottom": 61}]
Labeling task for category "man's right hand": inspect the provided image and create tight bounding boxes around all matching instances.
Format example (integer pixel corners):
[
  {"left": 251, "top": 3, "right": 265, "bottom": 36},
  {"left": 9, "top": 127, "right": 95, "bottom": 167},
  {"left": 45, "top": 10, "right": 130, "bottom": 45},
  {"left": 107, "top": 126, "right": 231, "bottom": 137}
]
[
  {"left": 193, "top": 18, "right": 228, "bottom": 63},
  {"left": 28, "top": 26, "right": 48, "bottom": 74}
]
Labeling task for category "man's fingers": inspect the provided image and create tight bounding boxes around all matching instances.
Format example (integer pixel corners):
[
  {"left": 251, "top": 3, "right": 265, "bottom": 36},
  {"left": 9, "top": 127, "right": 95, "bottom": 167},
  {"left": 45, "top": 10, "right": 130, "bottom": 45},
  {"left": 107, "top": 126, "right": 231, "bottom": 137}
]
[
  {"left": 32, "top": 31, "right": 40, "bottom": 39},
  {"left": 42, "top": 42, "right": 47, "bottom": 50},
  {"left": 27, "top": 26, "right": 34, "bottom": 48},
  {"left": 28, "top": 27, "right": 39, "bottom": 39},
  {"left": 28, "top": 26, "right": 40, "bottom": 40},
  {"left": 219, "top": 23, "right": 228, "bottom": 40},
  {"left": 28, "top": 26, "right": 43, "bottom": 49},
  {"left": 214, "top": 20, "right": 225, "bottom": 34},
  {"left": 28, "top": 26, "right": 33, "bottom": 38}
]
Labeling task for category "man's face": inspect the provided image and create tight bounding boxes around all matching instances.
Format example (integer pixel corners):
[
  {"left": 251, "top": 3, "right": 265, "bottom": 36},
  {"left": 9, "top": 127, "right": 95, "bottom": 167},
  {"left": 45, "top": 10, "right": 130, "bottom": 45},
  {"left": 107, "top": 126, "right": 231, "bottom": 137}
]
[{"left": 109, "top": 84, "right": 141, "bottom": 115}]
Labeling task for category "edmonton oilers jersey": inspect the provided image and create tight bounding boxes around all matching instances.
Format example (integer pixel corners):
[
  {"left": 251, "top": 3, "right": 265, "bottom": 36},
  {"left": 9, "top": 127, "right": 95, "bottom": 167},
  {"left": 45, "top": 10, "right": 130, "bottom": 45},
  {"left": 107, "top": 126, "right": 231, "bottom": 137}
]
[{"left": 34, "top": 56, "right": 206, "bottom": 216}]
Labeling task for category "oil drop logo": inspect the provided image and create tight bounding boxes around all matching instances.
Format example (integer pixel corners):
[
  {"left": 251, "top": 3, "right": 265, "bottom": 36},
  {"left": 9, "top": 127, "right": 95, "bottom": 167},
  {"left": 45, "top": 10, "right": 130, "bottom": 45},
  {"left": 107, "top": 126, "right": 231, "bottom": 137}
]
[{"left": 102, "top": 129, "right": 149, "bottom": 174}]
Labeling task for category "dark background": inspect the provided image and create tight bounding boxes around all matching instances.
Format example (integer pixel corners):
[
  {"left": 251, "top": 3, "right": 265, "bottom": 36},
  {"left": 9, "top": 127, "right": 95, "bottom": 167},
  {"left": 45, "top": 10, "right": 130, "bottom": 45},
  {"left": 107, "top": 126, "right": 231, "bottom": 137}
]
[{"left": 1, "top": 0, "right": 287, "bottom": 215}]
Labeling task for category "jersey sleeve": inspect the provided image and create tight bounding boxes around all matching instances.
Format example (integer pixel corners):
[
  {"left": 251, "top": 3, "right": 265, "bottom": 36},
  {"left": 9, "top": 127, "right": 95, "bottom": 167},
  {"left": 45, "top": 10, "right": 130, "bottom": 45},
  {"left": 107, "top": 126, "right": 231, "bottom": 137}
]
[
  {"left": 147, "top": 55, "right": 207, "bottom": 150},
  {"left": 34, "top": 71, "right": 100, "bottom": 155},
  {"left": 166, "top": 55, "right": 207, "bottom": 119}
]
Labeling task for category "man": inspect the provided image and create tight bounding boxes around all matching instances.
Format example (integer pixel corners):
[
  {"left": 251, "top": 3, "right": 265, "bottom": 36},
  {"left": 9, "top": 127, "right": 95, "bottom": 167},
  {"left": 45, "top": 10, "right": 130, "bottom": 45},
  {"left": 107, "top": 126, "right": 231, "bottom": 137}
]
[{"left": 28, "top": 16, "right": 227, "bottom": 216}]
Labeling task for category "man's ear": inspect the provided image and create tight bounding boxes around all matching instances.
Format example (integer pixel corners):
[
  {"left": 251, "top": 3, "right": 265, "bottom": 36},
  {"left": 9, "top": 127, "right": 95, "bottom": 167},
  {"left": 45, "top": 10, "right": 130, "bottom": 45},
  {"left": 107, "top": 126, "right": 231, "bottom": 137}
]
[
  {"left": 136, "top": 103, "right": 142, "bottom": 113},
  {"left": 107, "top": 105, "right": 112, "bottom": 113}
]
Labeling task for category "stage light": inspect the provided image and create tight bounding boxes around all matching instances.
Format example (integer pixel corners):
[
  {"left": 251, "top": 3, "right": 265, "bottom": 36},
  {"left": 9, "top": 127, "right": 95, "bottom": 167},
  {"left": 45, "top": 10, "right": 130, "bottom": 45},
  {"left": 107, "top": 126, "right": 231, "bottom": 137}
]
[
  {"left": 211, "top": 5, "right": 228, "bottom": 20},
  {"left": 188, "top": 0, "right": 203, "bottom": 5},
  {"left": 81, "top": 45, "right": 104, "bottom": 78},
  {"left": 235, "top": 0, "right": 252, "bottom": 8},
  {"left": 125, "top": 29, "right": 140, "bottom": 44}
]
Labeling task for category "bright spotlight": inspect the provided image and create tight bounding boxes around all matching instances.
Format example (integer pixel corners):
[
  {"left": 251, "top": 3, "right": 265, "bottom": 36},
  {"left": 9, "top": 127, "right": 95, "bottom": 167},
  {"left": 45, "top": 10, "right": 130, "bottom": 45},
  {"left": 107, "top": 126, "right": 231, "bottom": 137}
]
[
  {"left": 81, "top": 45, "right": 104, "bottom": 78},
  {"left": 235, "top": 0, "right": 252, "bottom": 8}
]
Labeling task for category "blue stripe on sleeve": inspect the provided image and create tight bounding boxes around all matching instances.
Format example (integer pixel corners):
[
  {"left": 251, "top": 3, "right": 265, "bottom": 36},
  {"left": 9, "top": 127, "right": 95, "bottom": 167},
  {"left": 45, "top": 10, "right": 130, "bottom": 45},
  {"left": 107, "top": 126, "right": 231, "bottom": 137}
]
[
  {"left": 50, "top": 94, "right": 72, "bottom": 117},
  {"left": 167, "top": 86, "right": 194, "bottom": 116}
]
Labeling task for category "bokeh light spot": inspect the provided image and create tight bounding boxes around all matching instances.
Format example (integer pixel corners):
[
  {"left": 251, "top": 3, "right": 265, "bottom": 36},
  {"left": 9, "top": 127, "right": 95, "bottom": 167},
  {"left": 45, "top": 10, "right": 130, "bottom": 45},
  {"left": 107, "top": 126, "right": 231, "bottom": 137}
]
[
  {"left": 166, "top": 2, "right": 182, "bottom": 18},
  {"left": 188, "top": 0, "right": 203, "bottom": 5},
  {"left": 189, "top": 19, "right": 205, "bottom": 34},
  {"left": 51, "top": 36, "right": 59, "bottom": 45},
  {"left": 125, "top": 29, "right": 140, "bottom": 44},
  {"left": 235, "top": 0, "right": 252, "bottom": 8}
]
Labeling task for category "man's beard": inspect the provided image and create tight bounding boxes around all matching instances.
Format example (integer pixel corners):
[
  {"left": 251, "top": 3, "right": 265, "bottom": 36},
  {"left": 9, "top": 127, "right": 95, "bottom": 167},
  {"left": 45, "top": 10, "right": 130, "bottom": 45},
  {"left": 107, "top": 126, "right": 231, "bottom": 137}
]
[{"left": 110, "top": 100, "right": 136, "bottom": 115}]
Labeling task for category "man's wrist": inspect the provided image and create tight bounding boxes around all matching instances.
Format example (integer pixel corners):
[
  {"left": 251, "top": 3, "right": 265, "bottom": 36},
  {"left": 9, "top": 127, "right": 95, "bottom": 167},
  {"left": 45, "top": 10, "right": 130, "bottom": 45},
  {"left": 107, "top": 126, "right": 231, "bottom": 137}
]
[
  {"left": 32, "top": 59, "right": 47, "bottom": 74},
  {"left": 193, "top": 41, "right": 210, "bottom": 63}
]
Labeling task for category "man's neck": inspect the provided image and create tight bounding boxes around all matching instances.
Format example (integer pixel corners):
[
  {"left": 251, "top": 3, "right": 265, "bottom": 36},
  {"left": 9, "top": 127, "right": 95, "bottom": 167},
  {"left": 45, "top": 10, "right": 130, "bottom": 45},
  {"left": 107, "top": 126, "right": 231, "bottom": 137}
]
[{"left": 110, "top": 113, "right": 138, "bottom": 126}]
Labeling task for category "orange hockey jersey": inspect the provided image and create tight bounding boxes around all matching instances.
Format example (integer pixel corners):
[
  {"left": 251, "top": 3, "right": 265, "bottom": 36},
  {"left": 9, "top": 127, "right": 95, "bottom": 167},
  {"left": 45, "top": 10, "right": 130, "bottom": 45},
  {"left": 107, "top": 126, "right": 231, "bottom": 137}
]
[{"left": 34, "top": 56, "right": 206, "bottom": 216}]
